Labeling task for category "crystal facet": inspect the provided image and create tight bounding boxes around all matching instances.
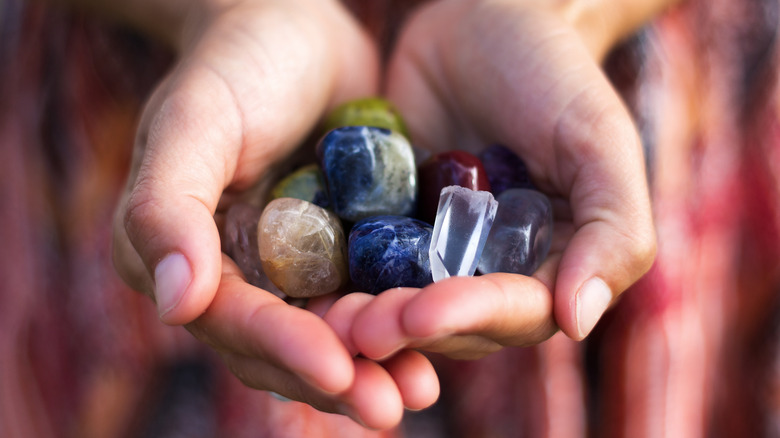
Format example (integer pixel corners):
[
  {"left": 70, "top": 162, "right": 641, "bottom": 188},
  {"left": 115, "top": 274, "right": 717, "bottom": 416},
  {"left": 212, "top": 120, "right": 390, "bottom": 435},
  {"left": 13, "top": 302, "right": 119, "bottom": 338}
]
[
  {"left": 417, "top": 150, "right": 491, "bottom": 224},
  {"left": 348, "top": 216, "right": 433, "bottom": 294},
  {"left": 270, "top": 164, "right": 329, "bottom": 208},
  {"left": 222, "top": 203, "right": 284, "bottom": 298},
  {"left": 478, "top": 144, "right": 535, "bottom": 196},
  {"left": 317, "top": 126, "right": 417, "bottom": 222},
  {"left": 477, "top": 189, "right": 553, "bottom": 276},
  {"left": 258, "top": 198, "right": 348, "bottom": 297},
  {"left": 429, "top": 186, "right": 498, "bottom": 282},
  {"left": 323, "top": 97, "right": 409, "bottom": 139}
]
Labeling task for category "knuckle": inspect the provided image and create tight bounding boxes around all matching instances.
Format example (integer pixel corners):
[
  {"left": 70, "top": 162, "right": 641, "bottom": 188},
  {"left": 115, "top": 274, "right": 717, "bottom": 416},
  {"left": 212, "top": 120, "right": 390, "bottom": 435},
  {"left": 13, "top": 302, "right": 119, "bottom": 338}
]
[{"left": 626, "top": 221, "right": 658, "bottom": 276}]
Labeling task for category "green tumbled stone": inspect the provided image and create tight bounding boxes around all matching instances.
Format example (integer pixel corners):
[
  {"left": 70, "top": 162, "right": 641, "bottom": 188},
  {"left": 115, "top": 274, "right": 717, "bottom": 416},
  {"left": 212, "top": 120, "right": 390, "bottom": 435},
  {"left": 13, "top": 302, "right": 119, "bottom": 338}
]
[
  {"left": 323, "top": 97, "right": 409, "bottom": 139},
  {"left": 258, "top": 198, "right": 349, "bottom": 297},
  {"left": 270, "top": 164, "right": 329, "bottom": 208}
]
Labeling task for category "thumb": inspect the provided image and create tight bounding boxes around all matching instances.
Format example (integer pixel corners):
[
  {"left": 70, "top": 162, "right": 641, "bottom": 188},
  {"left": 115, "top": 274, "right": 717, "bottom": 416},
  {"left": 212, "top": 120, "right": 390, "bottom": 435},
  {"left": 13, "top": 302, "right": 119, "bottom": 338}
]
[
  {"left": 550, "top": 82, "right": 656, "bottom": 340},
  {"left": 118, "top": 73, "right": 242, "bottom": 325}
]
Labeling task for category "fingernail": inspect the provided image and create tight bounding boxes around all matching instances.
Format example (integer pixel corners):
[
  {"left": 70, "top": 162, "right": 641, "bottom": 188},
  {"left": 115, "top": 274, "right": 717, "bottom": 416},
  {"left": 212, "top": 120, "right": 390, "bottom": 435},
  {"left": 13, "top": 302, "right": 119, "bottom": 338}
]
[
  {"left": 575, "top": 277, "right": 612, "bottom": 339},
  {"left": 154, "top": 253, "right": 192, "bottom": 319}
]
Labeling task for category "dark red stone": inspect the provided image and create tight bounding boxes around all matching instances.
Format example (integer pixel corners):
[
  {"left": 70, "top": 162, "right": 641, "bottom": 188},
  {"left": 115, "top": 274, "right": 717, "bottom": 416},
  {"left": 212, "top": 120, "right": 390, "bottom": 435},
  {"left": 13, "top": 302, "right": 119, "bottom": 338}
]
[{"left": 417, "top": 150, "right": 491, "bottom": 223}]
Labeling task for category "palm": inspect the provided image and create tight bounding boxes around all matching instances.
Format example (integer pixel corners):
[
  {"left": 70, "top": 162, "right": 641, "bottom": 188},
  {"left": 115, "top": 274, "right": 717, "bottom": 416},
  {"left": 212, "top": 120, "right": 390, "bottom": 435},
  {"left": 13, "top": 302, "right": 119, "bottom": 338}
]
[{"left": 341, "top": 0, "right": 655, "bottom": 358}]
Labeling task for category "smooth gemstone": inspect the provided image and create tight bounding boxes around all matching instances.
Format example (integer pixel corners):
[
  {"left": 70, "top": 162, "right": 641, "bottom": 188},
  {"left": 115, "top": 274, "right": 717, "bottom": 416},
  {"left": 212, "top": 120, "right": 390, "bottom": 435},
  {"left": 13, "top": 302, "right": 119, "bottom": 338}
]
[
  {"left": 270, "top": 164, "right": 329, "bottom": 208},
  {"left": 317, "top": 126, "right": 417, "bottom": 222},
  {"left": 222, "top": 203, "right": 284, "bottom": 298},
  {"left": 323, "top": 97, "right": 409, "bottom": 139},
  {"left": 477, "top": 189, "right": 553, "bottom": 276},
  {"left": 348, "top": 216, "right": 433, "bottom": 294},
  {"left": 478, "top": 144, "right": 535, "bottom": 196},
  {"left": 258, "top": 198, "right": 348, "bottom": 297},
  {"left": 417, "top": 150, "right": 491, "bottom": 224},
  {"left": 429, "top": 186, "right": 498, "bottom": 282}
]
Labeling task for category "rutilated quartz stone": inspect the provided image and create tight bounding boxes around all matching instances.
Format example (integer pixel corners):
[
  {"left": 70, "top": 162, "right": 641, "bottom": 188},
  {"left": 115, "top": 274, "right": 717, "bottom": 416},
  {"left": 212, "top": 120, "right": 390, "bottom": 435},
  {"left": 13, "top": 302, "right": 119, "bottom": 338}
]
[
  {"left": 258, "top": 198, "right": 348, "bottom": 297},
  {"left": 429, "top": 186, "right": 498, "bottom": 282}
]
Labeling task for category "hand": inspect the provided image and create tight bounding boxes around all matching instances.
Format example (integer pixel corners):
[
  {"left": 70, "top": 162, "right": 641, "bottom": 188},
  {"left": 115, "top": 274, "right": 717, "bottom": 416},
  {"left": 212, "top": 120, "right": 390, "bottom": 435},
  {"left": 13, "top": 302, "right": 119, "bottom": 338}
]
[
  {"left": 111, "top": 0, "right": 437, "bottom": 428},
  {"left": 344, "top": 0, "right": 657, "bottom": 360}
]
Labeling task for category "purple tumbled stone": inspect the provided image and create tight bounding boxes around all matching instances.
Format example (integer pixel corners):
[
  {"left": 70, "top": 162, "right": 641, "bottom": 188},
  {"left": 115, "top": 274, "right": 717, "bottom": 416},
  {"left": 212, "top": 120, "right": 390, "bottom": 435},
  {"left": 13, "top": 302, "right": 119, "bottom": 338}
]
[
  {"left": 479, "top": 144, "right": 535, "bottom": 196},
  {"left": 477, "top": 189, "right": 553, "bottom": 276},
  {"left": 223, "top": 203, "right": 284, "bottom": 298}
]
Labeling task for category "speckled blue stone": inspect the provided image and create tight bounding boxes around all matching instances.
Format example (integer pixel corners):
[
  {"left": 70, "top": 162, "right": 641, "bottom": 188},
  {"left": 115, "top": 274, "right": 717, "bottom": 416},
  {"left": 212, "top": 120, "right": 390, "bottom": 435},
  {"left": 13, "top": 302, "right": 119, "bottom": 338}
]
[
  {"left": 348, "top": 216, "right": 433, "bottom": 294},
  {"left": 479, "top": 144, "right": 535, "bottom": 196},
  {"left": 317, "top": 126, "right": 417, "bottom": 222}
]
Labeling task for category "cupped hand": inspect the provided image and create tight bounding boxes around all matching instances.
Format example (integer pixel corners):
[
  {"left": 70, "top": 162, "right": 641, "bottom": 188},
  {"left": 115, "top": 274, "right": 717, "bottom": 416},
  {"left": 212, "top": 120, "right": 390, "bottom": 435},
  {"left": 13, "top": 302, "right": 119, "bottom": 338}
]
[
  {"left": 111, "top": 0, "right": 437, "bottom": 428},
  {"left": 346, "top": 0, "right": 657, "bottom": 360}
]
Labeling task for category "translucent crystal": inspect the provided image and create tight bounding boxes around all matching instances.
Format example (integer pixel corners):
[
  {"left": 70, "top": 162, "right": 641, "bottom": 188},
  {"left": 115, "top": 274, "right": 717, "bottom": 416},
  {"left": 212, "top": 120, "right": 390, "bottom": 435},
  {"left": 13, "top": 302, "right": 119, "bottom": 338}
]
[
  {"left": 477, "top": 189, "right": 553, "bottom": 276},
  {"left": 429, "top": 186, "right": 498, "bottom": 282}
]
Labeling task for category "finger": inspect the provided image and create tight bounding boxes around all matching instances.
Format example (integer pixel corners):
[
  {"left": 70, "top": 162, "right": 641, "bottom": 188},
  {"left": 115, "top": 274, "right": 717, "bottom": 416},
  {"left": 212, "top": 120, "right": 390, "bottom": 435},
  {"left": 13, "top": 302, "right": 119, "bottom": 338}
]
[
  {"left": 545, "top": 70, "right": 655, "bottom": 341},
  {"left": 341, "top": 358, "right": 405, "bottom": 430},
  {"left": 381, "top": 350, "right": 440, "bottom": 411},
  {"left": 351, "top": 288, "right": 421, "bottom": 360},
  {"left": 351, "top": 276, "right": 557, "bottom": 360},
  {"left": 402, "top": 274, "right": 558, "bottom": 346},
  {"left": 221, "top": 351, "right": 344, "bottom": 412},
  {"left": 186, "top": 256, "right": 355, "bottom": 394},
  {"left": 322, "top": 292, "right": 376, "bottom": 356}
]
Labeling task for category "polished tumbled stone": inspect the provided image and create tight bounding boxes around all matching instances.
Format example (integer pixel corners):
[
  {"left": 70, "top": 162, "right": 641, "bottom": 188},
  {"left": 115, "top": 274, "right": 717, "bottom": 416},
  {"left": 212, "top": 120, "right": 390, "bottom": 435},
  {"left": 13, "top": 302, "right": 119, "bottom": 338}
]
[
  {"left": 317, "top": 126, "right": 417, "bottom": 222},
  {"left": 258, "top": 198, "right": 348, "bottom": 297},
  {"left": 223, "top": 203, "right": 284, "bottom": 298},
  {"left": 348, "top": 216, "right": 433, "bottom": 294},
  {"left": 270, "top": 164, "right": 329, "bottom": 208},
  {"left": 323, "top": 97, "right": 409, "bottom": 139},
  {"left": 479, "top": 144, "right": 535, "bottom": 196},
  {"left": 478, "top": 189, "right": 553, "bottom": 276},
  {"left": 429, "top": 186, "right": 498, "bottom": 282},
  {"left": 417, "top": 150, "right": 492, "bottom": 224}
]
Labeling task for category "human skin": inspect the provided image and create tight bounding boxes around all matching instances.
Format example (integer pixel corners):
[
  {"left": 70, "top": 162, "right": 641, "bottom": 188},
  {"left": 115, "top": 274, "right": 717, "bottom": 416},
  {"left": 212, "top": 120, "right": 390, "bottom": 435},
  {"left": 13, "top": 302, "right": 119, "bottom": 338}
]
[
  {"left": 71, "top": 0, "right": 440, "bottom": 429},
  {"left": 66, "top": 0, "right": 677, "bottom": 429},
  {"left": 337, "top": 0, "right": 680, "bottom": 361}
]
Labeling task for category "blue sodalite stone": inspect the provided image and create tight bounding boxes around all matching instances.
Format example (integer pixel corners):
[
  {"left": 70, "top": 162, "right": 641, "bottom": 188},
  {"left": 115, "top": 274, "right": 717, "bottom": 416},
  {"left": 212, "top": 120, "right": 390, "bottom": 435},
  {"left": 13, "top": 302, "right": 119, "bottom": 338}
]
[
  {"left": 317, "top": 126, "right": 417, "bottom": 222},
  {"left": 348, "top": 216, "right": 433, "bottom": 294},
  {"left": 477, "top": 189, "right": 553, "bottom": 276},
  {"left": 478, "top": 144, "right": 535, "bottom": 196}
]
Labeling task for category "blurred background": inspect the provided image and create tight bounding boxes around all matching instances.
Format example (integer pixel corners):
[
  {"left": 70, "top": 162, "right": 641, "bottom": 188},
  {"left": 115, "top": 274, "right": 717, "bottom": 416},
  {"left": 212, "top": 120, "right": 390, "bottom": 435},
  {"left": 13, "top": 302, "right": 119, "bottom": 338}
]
[{"left": 2, "top": 0, "right": 780, "bottom": 436}]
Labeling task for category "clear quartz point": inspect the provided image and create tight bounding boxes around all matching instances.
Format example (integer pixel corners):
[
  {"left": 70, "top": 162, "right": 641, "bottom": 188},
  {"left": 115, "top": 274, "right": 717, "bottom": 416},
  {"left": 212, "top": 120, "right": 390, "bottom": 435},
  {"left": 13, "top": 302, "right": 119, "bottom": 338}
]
[{"left": 429, "top": 185, "right": 498, "bottom": 282}]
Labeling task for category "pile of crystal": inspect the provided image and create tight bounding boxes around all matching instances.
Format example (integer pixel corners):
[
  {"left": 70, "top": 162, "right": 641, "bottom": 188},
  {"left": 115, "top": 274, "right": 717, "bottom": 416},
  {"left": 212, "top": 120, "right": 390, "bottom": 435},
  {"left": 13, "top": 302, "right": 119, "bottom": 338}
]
[{"left": 220, "top": 97, "right": 555, "bottom": 297}]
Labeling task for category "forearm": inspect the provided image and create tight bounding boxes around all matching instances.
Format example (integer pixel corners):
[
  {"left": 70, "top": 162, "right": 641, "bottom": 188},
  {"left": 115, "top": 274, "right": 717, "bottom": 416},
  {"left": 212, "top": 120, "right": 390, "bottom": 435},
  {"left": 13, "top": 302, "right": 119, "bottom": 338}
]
[{"left": 556, "top": 0, "right": 683, "bottom": 60}]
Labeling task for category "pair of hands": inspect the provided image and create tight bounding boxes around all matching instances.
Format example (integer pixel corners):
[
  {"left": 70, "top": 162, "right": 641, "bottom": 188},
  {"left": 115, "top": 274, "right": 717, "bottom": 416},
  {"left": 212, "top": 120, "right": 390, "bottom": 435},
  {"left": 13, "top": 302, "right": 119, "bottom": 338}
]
[{"left": 111, "top": 0, "right": 656, "bottom": 430}]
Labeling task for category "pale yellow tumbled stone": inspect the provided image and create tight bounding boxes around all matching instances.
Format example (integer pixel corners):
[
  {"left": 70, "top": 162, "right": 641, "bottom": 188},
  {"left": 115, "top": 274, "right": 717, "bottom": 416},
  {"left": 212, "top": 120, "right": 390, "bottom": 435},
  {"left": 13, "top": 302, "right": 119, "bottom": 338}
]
[{"left": 258, "top": 198, "right": 348, "bottom": 297}]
